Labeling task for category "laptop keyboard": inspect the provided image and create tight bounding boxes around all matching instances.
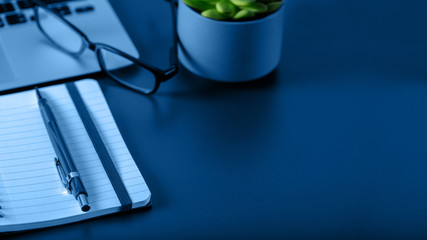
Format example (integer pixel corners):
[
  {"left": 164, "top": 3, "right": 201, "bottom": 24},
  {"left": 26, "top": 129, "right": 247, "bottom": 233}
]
[
  {"left": 0, "top": 0, "right": 94, "bottom": 28},
  {"left": 0, "top": 3, "right": 14, "bottom": 13}
]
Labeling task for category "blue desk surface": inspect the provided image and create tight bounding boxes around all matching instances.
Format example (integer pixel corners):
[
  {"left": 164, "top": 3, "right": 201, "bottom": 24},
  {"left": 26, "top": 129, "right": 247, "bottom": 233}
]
[{"left": 6, "top": 0, "right": 427, "bottom": 239}]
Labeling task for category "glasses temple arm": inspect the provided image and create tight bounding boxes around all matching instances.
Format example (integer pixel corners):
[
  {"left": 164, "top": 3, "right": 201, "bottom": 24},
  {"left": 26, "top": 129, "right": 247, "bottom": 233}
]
[{"left": 161, "top": 0, "right": 179, "bottom": 80}]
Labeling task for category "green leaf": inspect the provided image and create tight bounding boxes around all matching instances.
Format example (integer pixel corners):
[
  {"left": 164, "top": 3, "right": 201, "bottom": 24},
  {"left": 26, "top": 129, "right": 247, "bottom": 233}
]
[
  {"left": 216, "top": 2, "right": 238, "bottom": 17},
  {"left": 202, "top": 0, "right": 223, "bottom": 3},
  {"left": 233, "top": 9, "right": 255, "bottom": 20},
  {"left": 240, "top": 2, "right": 268, "bottom": 13},
  {"left": 183, "top": 0, "right": 215, "bottom": 11},
  {"left": 201, "top": 9, "right": 230, "bottom": 20},
  {"left": 230, "top": 0, "right": 256, "bottom": 7}
]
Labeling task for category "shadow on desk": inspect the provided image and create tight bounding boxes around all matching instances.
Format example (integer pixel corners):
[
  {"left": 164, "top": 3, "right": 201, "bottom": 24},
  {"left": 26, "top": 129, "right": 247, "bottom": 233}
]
[{"left": 158, "top": 65, "right": 279, "bottom": 98}]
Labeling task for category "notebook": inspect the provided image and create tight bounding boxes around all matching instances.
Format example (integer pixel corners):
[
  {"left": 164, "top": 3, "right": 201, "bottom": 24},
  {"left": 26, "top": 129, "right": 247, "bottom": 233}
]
[{"left": 0, "top": 79, "right": 151, "bottom": 232}]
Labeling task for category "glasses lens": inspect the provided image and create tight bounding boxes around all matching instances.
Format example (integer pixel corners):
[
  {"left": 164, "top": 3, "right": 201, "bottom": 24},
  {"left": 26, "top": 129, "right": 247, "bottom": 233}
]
[
  {"left": 36, "top": 7, "right": 84, "bottom": 54},
  {"left": 99, "top": 48, "right": 157, "bottom": 93}
]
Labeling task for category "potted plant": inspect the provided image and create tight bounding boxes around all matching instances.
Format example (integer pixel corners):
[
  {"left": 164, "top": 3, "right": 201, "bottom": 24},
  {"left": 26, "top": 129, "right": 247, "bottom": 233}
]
[{"left": 177, "top": 0, "right": 285, "bottom": 82}]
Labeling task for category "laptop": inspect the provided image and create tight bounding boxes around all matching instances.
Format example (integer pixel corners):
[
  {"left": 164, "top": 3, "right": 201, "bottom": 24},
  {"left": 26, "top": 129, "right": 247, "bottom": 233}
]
[{"left": 0, "top": 0, "right": 139, "bottom": 92}]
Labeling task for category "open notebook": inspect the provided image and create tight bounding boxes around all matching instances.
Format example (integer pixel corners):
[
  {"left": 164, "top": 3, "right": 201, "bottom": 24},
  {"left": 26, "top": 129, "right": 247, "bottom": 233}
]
[{"left": 0, "top": 79, "right": 151, "bottom": 232}]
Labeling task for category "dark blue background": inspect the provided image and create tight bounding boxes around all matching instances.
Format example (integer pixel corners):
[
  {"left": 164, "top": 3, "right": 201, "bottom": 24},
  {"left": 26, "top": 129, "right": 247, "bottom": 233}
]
[{"left": 4, "top": 0, "right": 427, "bottom": 239}]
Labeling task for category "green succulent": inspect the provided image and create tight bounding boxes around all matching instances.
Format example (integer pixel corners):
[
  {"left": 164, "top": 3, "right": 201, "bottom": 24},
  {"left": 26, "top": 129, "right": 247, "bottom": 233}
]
[{"left": 183, "top": 0, "right": 283, "bottom": 21}]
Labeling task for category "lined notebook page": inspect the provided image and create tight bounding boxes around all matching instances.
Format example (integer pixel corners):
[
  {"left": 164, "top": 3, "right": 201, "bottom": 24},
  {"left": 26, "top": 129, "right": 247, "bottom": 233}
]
[{"left": 0, "top": 79, "right": 150, "bottom": 232}]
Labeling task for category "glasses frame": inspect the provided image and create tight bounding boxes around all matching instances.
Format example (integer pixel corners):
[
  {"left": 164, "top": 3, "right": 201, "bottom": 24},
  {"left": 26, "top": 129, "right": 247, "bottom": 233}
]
[{"left": 32, "top": 0, "right": 178, "bottom": 95}]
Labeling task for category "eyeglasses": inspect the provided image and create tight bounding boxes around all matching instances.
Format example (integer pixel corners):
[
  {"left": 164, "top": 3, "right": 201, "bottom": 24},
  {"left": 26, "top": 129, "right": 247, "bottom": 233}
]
[{"left": 32, "top": 0, "right": 178, "bottom": 95}]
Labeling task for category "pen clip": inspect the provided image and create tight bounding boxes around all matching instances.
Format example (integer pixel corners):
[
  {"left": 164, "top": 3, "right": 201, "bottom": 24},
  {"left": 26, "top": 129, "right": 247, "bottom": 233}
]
[
  {"left": 55, "top": 158, "right": 81, "bottom": 194},
  {"left": 55, "top": 158, "right": 71, "bottom": 194}
]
